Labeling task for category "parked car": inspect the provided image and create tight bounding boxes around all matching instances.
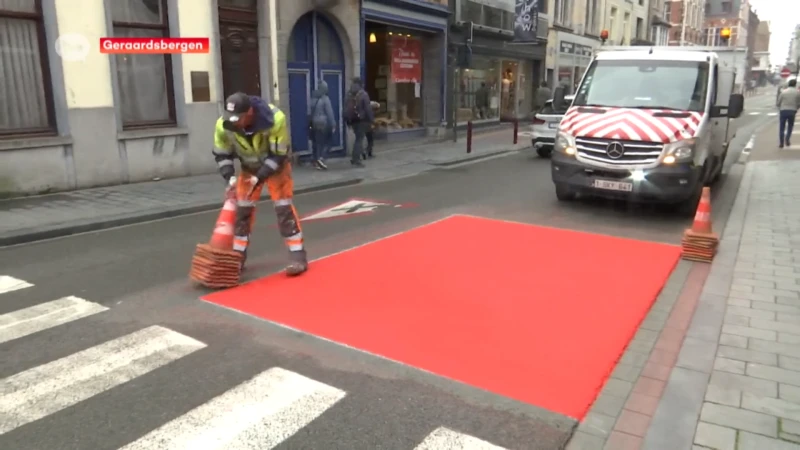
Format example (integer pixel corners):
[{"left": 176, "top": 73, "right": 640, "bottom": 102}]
[{"left": 531, "top": 95, "right": 574, "bottom": 158}]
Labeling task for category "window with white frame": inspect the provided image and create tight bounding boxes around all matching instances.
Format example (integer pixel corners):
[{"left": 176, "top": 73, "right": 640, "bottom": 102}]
[
  {"left": 608, "top": 6, "right": 617, "bottom": 40},
  {"left": 585, "top": 0, "right": 600, "bottom": 35},
  {"left": 664, "top": 2, "right": 671, "bottom": 22},
  {"left": 554, "top": 0, "right": 570, "bottom": 26},
  {"left": 623, "top": 12, "right": 630, "bottom": 44}
]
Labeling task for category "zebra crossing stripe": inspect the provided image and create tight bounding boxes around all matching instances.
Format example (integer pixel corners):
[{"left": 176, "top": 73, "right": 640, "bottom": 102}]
[
  {"left": 119, "top": 367, "right": 346, "bottom": 449},
  {"left": 0, "top": 325, "right": 205, "bottom": 435},
  {"left": 0, "top": 296, "right": 108, "bottom": 344},
  {"left": 0, "top": 276, "right": 33, "bottom": 295},
  {"left": 415, "top": 427, "right": 507, "bottom": 449}
]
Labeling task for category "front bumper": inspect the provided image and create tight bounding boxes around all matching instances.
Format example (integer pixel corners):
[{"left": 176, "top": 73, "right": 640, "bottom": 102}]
[
  {"left": 532, "top": 136, "right": 555, "bottom": 148},
  {"left": 550, "top": 152, "right": 702, "bottom": 203}
]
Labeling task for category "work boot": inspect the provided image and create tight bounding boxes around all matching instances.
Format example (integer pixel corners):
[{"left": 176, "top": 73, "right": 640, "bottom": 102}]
[
  {"left": 285, "top": 250, "right": 308, "bottom": 276},
  {"left": 237, "top": 249, "right": 247, "bottom": 273}
]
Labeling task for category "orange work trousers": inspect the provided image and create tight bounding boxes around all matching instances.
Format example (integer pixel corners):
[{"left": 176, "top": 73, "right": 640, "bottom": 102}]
[{"left": 232, "top": 164, "right": 303, "bottom": 256}]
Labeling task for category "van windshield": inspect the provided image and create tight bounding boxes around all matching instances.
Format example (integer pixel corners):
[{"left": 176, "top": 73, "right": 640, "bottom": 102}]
[{"left": 572, "top": 60, "right": 710, "bottom": 112}]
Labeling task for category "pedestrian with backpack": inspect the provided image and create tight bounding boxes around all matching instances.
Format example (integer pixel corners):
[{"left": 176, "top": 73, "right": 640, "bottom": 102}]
[
  {"left": 343, "top": 78, "right": 374, "bottom": 167},
  {"left": 308, "top": 80, "right": 336, "bottom": 169}
]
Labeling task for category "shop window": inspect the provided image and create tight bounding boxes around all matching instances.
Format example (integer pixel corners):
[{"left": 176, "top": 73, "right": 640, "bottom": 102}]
[
  {"left": 500, "top": 62, "right": 518, "bottom": 118},
  {"left": 455, "top": 56, "right": 500, "bottom": 123},
  {"left": 364, "top": 24, "right": 424, "bottom": 131}
]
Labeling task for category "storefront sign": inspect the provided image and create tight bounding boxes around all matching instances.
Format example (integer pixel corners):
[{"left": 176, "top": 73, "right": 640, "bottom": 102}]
[
  {"left": 391, "top": 36, "right": 422, "bottom": 83},
  {"left": 514, "top": 0, "right": 539, "bottom": 42},
  {"left": 559, "top": 40, "right": 593, "bottom": 57}
]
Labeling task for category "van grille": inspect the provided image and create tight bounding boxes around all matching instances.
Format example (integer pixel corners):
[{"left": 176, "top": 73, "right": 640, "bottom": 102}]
[{"left": 575, "top": 137, "right": 664, "bottom": 166}]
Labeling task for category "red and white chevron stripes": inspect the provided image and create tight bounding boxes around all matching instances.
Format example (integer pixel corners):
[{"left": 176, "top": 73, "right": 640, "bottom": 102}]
[{"left": 560, "top": 107, "right": 703, "bottom": 143}]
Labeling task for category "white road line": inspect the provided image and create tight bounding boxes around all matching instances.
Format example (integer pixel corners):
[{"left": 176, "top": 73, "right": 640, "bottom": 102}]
[
  {"left": 768, "top": 112, "right": 778, "bottom": 116},
  {"left": 0, "top": 296, "right": 109, "bottom": 344},
  {"left": 0, "top": 325, "right": 205, "bottom": 435},
  {"left": 0, "top": 276, "right": 33, "bottom": 295},
  {"left": 748, "top": 112, "right": 760, "bottom": 115},
  {"left": 415, "top": 427, "right": 507, "bottom": 449},
  {"left": 119, "top": 367, "right": 346, "bottom": 449}
]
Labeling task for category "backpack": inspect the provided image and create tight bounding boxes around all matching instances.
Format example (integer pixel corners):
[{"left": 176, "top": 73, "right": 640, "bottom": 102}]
[{"left": 344, "top": 91, "right": 363, "bottom": 125}]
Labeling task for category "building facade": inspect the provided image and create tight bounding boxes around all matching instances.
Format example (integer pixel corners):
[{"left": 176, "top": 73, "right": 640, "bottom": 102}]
[
  {"left": 702, "top": 0, "right": 750, "bottom": 47},
  {"left": 543, "top": 0, "right": 602, "bottom": 92},
  {"left": 448, "top": 0, "right": 548, "bottom": 125},
  {"left": 751, "top": 20, "right": 771, "bottom": 85},
  {"left": 789, "top": 24, "right": 800, "bottom": 68},
  {"left": 665, "top": 0, "right": 705, "bottom": 45},
  {"left": 0, "top": 0, "right": 454, "bottom": 196},
  {"left": 649, "top": 0, "right": 671, "bottom": 46}
]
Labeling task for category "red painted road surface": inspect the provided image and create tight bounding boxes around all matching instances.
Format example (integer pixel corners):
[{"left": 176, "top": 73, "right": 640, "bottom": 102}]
[{"left": 203, "top": 215, "right": 681, "bottom": 419}]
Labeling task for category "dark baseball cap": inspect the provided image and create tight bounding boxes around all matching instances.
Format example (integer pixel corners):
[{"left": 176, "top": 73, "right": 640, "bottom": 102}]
[{"left": 223, "top": 92, "right": 252, "bottom": 123}]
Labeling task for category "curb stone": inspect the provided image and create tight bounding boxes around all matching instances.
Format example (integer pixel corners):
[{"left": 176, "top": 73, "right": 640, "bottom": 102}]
[
  {"left": 427, "top": 148, "right": 526, "bottom": 167},
  {"left": 0, "top": 177, "right": 362, "bottom": 247}
]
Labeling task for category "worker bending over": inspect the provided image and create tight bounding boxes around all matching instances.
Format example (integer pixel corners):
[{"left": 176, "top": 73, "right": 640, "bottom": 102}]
[{"left": 212, "top": 92, "right": 307, "bottom": 276}]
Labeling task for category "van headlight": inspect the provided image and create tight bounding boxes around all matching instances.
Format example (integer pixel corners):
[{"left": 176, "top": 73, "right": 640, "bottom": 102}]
[
  {"left": 662, "top": 139, "right": 695, "bottom": 164},
  {"left": 555, "top": 132, "right": 577, "bottom": 156}
]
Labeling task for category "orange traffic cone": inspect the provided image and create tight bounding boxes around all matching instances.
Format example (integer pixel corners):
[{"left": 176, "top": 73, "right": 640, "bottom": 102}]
[
  {"left": 681, "top": 187, "right": 719, "bottom": 263},
  {"left": 208, "top": 197, "right": 236, "bottom": 249},
  {"left": 189, "top": 187, "right": 242, "bottom": 288}
]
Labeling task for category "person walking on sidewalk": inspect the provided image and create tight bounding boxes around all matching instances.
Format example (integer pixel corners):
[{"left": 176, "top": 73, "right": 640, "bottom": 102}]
[
  {"left": 776, "top": 79, "right": 800, "bottom": 148},
  {"left": 213, "top": 92, "right": 308, "bottom": 276},
  {"left": 343, "top": 78, "right": 374, "bottom": 167},
  {"left": 308, "top": 80, "right": 336, "bottom": 170},
  {"left": 361, "top": 100, "right": 380, "bottom": 160}
]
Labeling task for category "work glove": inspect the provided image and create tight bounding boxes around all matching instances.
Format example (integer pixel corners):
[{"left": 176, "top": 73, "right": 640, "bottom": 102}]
[{"left": 220, "top": 164, "right": 235, "bottom": 183}]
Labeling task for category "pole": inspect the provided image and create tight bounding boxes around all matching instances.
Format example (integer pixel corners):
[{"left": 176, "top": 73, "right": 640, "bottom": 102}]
[
  {"left": 466, "top": 121, "right": 473, "bottom": 153},
  {"left": 268, "top": 0, "right": 280, "bottom": 104},
  {"left": 513, "top": 120, "right": 518, "bottom": 144},
  {"left": 680, "top": 0, "right": 688, "bottom": 46}
]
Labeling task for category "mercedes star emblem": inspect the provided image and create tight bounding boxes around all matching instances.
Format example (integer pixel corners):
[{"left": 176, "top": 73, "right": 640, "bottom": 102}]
[{"left": 606, "top": 141, "right": 625, "bottom": 159}]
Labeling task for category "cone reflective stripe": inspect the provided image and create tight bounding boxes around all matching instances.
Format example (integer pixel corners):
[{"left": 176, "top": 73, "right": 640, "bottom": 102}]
[
  {"left": 189, "top": 189, "right": 242, "bottom": 289},
  {"left": 681, "top": 186, "right": 719, "bottom": 263},
  {"left": 209, "top": 198, "right": 237, "bottom": 250},
  {"left": 691, "top": 187, "right": 713, "bottom": 234}
]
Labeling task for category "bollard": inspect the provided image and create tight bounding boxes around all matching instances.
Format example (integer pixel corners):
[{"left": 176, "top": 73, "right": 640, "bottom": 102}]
[
  {"left": 466, "top": 121, "right": 473, "bottom": 154},
  {"left": 513, "top": 119, "right": 519, "bottom": 145}
]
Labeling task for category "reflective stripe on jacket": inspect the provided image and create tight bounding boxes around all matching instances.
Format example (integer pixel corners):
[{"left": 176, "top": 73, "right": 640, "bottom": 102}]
[{"left": 212, "top": 103, "right": 290, "bottom": 171}]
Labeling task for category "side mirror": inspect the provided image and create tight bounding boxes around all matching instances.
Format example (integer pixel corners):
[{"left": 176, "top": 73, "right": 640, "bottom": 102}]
[{"left": 728, "top": 93, "right": 744, "bottom": 118}]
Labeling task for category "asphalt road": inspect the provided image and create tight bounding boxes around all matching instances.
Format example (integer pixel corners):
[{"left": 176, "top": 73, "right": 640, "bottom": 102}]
[{"left": 0, "top": 97, "right": 774, "bottom": 450}]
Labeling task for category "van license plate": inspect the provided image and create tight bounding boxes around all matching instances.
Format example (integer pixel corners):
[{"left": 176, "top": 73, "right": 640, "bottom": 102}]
[
  {"left": 593, "top": 180, "right": 633, "bottom": 192},
  {"left": 548, "top": 123, "right": 559, "bottom": 129}
]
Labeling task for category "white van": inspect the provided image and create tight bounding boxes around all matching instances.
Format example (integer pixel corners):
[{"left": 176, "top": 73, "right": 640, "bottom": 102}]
[{"left": 550, "top": 46, "right": 745, "bottom": 215}]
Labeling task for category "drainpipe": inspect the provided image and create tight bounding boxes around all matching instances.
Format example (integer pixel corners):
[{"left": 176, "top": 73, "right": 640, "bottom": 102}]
[{"left": 268, "top": 0, "right": 280, "bottom": 104}]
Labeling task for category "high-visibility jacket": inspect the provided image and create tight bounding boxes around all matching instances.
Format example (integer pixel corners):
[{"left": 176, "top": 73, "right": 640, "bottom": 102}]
[{"left": 212, "top": 103, "right": 290, "bottom": 174}]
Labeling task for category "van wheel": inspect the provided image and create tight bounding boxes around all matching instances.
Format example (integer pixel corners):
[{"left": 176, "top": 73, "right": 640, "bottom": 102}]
[
  {"left": 537, "top": 147, "right": 553, "bottom": 158},
  {"left": 555, "top": 184, "right": 576, "bottom": 201},
  {"left": 675, "top": 168, "right": 707, "bottom": 217}
]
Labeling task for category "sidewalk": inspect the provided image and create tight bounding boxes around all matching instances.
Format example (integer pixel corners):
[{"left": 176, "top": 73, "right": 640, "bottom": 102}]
[
  {"left": 0, "top": 127, "right": 526, "bottom": 246},
  {"left": 641, "top": 159, "right": 800, "bottom": 449},
  {"left": 564, "top": 123, "right": 800, "bottom": 450}
]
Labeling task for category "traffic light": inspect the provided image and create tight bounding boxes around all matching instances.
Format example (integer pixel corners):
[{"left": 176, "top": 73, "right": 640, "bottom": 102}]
[{"left": 719, "top": 27, "right": 731, "bottom": 45}]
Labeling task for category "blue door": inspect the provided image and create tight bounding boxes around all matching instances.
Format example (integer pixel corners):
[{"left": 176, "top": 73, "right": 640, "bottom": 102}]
[
  {"left": 287, "top": 12, "right": 346, "bottom": 156},
  {"left": 288, "top": 70, "right": 311, "bottom": 154}
]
